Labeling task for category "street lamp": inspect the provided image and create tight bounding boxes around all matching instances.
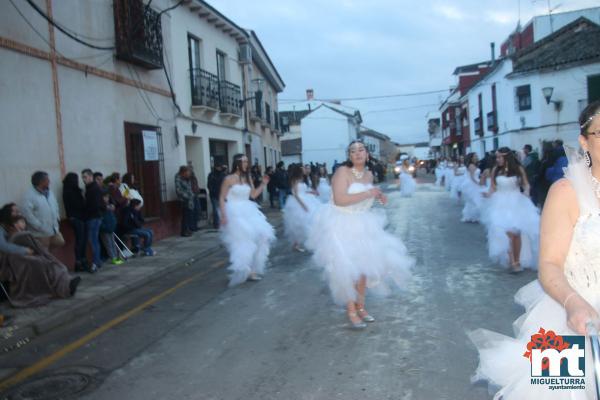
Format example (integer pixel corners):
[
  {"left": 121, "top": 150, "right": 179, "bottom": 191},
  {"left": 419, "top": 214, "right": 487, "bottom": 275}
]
[{"left": 542, "top": 86, "right": 563, "bottom": 111}]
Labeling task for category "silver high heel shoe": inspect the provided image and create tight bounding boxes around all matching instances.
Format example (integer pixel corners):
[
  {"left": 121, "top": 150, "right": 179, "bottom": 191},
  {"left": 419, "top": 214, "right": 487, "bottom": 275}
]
[
  {"left": 358, "top": 308, "right": 375, "bottom": 323},
  {"left": 348, "top": 312, "right": 367, "bottom": 330}
]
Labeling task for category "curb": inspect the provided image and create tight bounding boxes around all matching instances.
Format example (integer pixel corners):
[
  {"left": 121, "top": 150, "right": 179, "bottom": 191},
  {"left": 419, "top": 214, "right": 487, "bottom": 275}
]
[{"left": 2, "top": 242, "right": 225, "bottom": 353}]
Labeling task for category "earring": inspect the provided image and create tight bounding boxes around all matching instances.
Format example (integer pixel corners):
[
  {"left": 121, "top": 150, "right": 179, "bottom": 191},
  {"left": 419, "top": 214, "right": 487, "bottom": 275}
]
[{"left": 585, "top": 151, "right": 592, "bottom": 168}]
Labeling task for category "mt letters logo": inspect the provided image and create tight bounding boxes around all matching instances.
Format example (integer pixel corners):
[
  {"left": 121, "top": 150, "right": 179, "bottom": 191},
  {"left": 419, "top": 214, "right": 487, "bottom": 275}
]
[{"left": 524, "top": 327, "right": 586, "bottom": 391}]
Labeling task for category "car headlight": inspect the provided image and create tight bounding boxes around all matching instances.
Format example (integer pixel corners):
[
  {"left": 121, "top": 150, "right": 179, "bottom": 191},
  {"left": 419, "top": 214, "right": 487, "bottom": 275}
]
[
  {"left": 408, "top": 166, "right": 415, "bottom": 172},
  {"left": 394, "top": 166, "right": 401, "bottom": 173}
]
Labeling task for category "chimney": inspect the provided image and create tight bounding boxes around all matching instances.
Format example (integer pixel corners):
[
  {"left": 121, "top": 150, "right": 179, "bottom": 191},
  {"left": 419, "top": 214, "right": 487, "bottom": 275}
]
[
  {"left": 306, "top": 88, "right": 314, "bottom": 101},
  {"left": 490, "top": 42, "right": 496, "bottom": 63}
]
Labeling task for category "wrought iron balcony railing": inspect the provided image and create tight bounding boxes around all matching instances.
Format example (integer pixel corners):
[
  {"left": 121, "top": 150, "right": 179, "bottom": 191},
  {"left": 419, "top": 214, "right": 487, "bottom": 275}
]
[
  {"left": 219, "top": 81, "right": 242, "bottom": 116},
  {"left": 190, "top": 68, "right": 220, "bottom": 109},
  {"left": 114, "top": 0, "right": 163, "bottom": 69}
]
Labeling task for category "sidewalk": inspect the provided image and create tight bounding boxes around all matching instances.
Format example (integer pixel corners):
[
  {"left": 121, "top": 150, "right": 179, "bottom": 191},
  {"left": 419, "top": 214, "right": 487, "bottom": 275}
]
[{"left": 0, "top": 207, "right": 282, "bottom": 354}]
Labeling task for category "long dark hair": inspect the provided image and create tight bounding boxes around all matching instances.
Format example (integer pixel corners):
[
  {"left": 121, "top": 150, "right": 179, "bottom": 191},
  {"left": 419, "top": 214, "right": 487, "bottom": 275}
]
[
  {"left": 122, "top": 172, "right": 137, "bottom": 189},
  {"left": 493, "top": 147, "right": 522, "bottom": 183},
  {"left": 580, "top": 100, "right": 600, "bottom": 136},
  {"left": 62, "top": 172, "right": 80, "bottom": 192},
  {"left": 231, "top": 154, "right": 251, "bottom": 185},
  {"left": 288, "top": 164, "right": 304, "bottom": 187},
  {"left": 465, "top": 152, "right": 477, "bottom": 168}
]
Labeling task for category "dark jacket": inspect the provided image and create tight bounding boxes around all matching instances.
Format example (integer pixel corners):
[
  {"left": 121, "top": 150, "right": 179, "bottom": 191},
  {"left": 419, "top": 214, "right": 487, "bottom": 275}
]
[
  {"left": 108, "top": 183, "right": 128, "bottom": 209},
  {"left": 100, "top": 209, "right": 117, "bottom": 234},
  {"left": 273, "top": 168, "right": 289, "bottom": 191},
  {"left": 120, "top": 205, "right": 144, "bottom": 232},
  {"left": 62, "top": 186, "right": 86, "bottom": 220},
  {"left": 207, "top": 170, "right": 225, "bottom": 200},
  {"left": 84, "top": 182, "right": 104, "bottom": 220}
]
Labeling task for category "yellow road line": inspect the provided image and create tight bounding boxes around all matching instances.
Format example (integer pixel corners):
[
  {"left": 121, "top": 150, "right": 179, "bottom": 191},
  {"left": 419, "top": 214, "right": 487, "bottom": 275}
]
[{"left": 0, "top": 259, "right": 227, "bottom": 392}]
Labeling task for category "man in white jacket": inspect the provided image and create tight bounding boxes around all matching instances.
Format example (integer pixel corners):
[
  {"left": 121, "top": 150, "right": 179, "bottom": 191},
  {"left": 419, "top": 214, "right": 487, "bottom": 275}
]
[{"left": 21, "top": 171, "right": 65, "bottom": 249}]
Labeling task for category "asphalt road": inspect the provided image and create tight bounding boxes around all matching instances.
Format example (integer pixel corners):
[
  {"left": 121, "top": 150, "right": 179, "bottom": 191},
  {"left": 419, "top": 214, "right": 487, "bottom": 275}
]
[{"left": 1, "top": 176, "right": 536, "bottom": 400}]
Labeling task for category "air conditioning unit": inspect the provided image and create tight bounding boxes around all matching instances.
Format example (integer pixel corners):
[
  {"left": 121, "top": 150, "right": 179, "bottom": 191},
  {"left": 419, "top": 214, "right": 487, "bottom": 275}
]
[{"left": 239, "top": 44, "right": 252, "bottom": 64}]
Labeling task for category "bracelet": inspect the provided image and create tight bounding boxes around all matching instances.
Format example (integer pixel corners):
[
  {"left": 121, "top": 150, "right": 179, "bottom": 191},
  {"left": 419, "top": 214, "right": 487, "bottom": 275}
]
[{"left": 563, "top": 292, "right": 578, "bottom": 309}]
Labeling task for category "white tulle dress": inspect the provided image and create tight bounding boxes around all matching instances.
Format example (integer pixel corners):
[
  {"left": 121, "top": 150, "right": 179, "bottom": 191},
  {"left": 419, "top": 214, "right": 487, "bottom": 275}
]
[
  {"left": 469, "top": 150, "right": 600, "bottom": 399},
  {"left": 317, "top": 177, "right": 332, "bottom": 203},
  {"left": 220, "top": 184, "right": 275, "bottom": 286},
  {"left": 482, "top": 175, "right": 540, "bottom": 269},
  {"left": 399, "top": 168, "right": 416, "bottom": 197},
  {"left": 283, "top": 182, "right": 322, "bottom": 246},
  {"left": 435, "top": 164, "right": 444, "bottom": 186},
  {"left": 461, "top": 168, "right": 486, "bottom": 222},
  {"left": 307, "top": 182, "right": 414, "bottom": 305},
  {"left": 444, "top": 164, "right": 455, "bottom": 192},
  {"left": 450, "top": 166, "right": 467, "bottom": 200}
]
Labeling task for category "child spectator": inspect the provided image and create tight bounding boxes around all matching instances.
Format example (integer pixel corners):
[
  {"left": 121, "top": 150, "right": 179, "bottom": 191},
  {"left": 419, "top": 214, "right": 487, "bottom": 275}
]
[
  {"left": 100, "top": 191, "right": 124, "bottom": 265},
  {"left": 121, "top": 199, "right": 155, "bottom": 256}
]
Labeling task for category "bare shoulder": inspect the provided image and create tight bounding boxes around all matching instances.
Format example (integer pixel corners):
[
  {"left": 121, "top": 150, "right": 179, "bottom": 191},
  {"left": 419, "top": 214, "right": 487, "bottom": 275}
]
[{"left": 545, "top": 178, "right": 578, "bottom": 217}]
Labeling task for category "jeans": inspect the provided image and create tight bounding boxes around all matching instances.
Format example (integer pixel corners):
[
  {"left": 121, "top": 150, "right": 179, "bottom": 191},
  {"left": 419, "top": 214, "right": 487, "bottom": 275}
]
[
  {"left": 278, "top": 189, "right": 287, "bottom": 209},
  {"left": 100, "top": 232, "right": 118, "bottom": 259},
  {"left": 69, "top": 218, "right": 87, "bottom": 263},
  {"left": 129, "top": 228, "right": 153, "bottom": 252},
  {"left": 192, "top": 196, "right": 200, "bottom": 230},
  {"left": 86, "top": 218, "right": 102, "bottom": 266},
  {"left": 210, "top": 197, "right": 220, "bottom": 228}
]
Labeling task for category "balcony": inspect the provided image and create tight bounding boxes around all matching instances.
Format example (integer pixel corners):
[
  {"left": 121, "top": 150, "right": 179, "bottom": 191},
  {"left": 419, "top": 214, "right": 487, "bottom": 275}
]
[
  {"left": 474, "top": 116, "right": 483, "bottom": 136},
  {"left": 264, "top": 103, "right": 272, "bottom": 127},
  {"left": 487, "top": 111, "right": 498, "bottom": 132},
  {"left": 219, "top": 81, "right": 242, "bottom": 120},
  {"left": 190, "top": 68, "right": 220, "bottom": 115},
  {"left": 249, "top": 94, "right": 262, "bottom": 121},
  {"left": 114, "top": 0, "right": 163, "bottom": 69}
]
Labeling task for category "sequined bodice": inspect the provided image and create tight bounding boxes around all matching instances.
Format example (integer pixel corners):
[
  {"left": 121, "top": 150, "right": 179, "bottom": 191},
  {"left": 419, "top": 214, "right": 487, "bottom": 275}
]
[
  {"left": 227, "top": 184, "right": 251, "bottom": 202},
  {"left": 564, "top": 210, "right": 600, "bottom": 301},
  {"left": 495, "top": 176, "right": 519, "bottom": 192},
  {"left": 335, "top": 182, "right": 374, "bottom": 212}
]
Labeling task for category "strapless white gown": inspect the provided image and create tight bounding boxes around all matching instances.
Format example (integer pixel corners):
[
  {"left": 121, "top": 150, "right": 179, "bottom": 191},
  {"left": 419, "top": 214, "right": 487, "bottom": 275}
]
[
  {"left": 470, "top": 149, "right": 600, "bottom": 399},
  {"left": 399, "top": 169, "right": 416, "bottom": 197},
  {"left": 283, "top": 182, "right": 321, "bottom": 245},
  {"left": 307, "top": 182, "right": 414, "bottom": 305},
  {"left": 317, "top": 177, "right": 332, "bottom": 203},
  {"left": 450, "top": 166, "right": 467, "bottom": 200},
  {"left": 461, "top": 168, "right": 486, "bottom": 222},
  {"left": 482, "top": 175, "right": 540, "bottom": 269},
  {"left": 220, "top": 184, "right": 275, "bottom": 286}
]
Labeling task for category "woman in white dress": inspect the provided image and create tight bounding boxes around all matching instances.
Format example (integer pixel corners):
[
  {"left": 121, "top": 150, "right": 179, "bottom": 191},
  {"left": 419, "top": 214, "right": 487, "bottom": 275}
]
[
  {"left": 219, "top": 154, "right": 275, "bottom": 286},
  {"left": 317, "top": 166, "right": 332, "bottom": 203},
  {"left": 434, "top": 158, "right": 445, "bottom": 186},
  {"left": 307, "top": 140, "right": 414, "bottom": 329},
  {"left": 399, "top": 159, "right": 417, "bottom": 197},
  {"left": 450, "top": 156, "right": 467, "bottom": 200},
  {"left": 283, "top": 164, "right": 321, "bottom": 252},
  {"left": 444, "top": 159, "right": 455, "bottom": 192},
  {"left": 483, "top": 147, "right": 539, "bottom": 273},
  {"left": 461, "top": 153, "right": 485, "bottom": 223},
  {"left": 470, "top": 101, "right": 600, "bottom": 400}
]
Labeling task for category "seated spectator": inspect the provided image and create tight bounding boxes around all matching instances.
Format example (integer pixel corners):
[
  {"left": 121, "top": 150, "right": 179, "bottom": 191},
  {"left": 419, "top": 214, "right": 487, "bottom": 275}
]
[
  {"left": 108, "top": 173, "right": 129, "bottom": 210},
  {"left": 100, "top": 191, "right": 124, "bottom": 265},
  {"left": 121, "top": 199, "right": 155, "bottom": 256},
  {"left": 120, "top": 173, "right": 144, "bottom": 207},
  {"left": 0, "top": 212, "right": 80, "bottom": 307}
]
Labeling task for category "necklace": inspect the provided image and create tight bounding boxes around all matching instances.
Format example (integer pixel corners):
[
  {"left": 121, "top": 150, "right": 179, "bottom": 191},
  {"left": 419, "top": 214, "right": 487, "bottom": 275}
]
[
  {"left": 592, "top": 175, "right": 600, "bottom": 198},
  {"left": 351, "top": 167, "right": 364, "bottom": 180}
]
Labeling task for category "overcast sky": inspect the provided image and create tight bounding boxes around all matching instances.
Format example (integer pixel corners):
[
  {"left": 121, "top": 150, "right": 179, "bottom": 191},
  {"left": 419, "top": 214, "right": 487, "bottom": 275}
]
[{"left": 214, "top": 0, "right": 599, "bottom": 144}]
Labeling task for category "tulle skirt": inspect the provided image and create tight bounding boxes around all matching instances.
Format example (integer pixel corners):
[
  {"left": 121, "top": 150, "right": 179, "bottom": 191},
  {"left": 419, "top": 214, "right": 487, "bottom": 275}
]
[
  {"left": 469, "top": 280, "right": 598, "bottom": 399},
  {"left": 220, "top": 199, "right": 275, "bottom": 286},
  {"left": 450, "top": 174, "right": 466, "bottom": 200},
  {"left": 307, "top": 204, "right": 414, "bottom": 305},
  {"left": 317, "top": 182, "right": 332, "bottom": 203},
  {"left": 461, "top": 178, "right": 487, "bottom": 222},
  {"left": 444, "top": 169, "right": 454, "bottom": 191},
  {"left": 481, "top": 190, "right": 540, "bottom": 268},
  {"left": 400, "top": 172, "right": 416, "bottom": 197},
  {"left": 283, "top": 192, "right": 321, "bottom": 245},
  {"left": 435, "top": 167, "right": 444, "bottom": 186}
]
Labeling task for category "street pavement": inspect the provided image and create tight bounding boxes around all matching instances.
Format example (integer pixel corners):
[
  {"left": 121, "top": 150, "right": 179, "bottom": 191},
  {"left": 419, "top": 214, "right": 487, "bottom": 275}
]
[{"left": 1, "top": 174, "right": 537, "bottom": 400}]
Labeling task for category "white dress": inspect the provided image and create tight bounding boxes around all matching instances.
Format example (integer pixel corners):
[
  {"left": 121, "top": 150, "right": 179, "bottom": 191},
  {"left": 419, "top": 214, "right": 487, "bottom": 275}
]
[
  {"left": 469, "top": 150, "right": 600, "bottom": 399},
  {"left": 435, "top": 164, "right": 444, "bottom": 186},
  {"left": 317, "top": 177, "right": 332, "bottom": 203},
  {"left": 461, "top": 168, "right": 486, "bottom": 222},
  {"left": 444, "top": 163, "right": 455, "bottom": 192},
  {"left": 220, "top": 184, "right": 275, "bottom": 286},
  {"left": 450, "top": 166, "right": 467, "bottom": 200},
  {"left": 283, "top": 182, "right": 321, "bottom": 245},
  {"left": 482, "top": 175, "right": 540, "bottom": 269},
  {"left": 307, "top": 182, "right": 414, "bottom": 305},
  {"left": 399, "top": 167, "right": 416, "bottom": 197}
]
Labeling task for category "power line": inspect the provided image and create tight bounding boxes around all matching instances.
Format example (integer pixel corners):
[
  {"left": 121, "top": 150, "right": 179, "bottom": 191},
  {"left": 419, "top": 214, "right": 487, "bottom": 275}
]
[
  {"left": 25, "top": 0, "right": 115, "bottom": 50},
  {"left": 364, "top": 103, "right": 440, "bottom": 115},
  {"left": 279, "top": 89, "right": 450, "bottom": 103}
]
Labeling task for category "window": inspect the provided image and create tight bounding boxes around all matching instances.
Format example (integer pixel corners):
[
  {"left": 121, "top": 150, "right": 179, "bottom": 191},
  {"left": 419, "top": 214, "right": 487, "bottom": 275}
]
[
  {"left": 588, "top": 75, "right": 600, "bottom": 103},
  {"left": 188, "top": 35, "right": 201, "bottom": 71},
  {"left": 216, "top": 51, "right": 226, "bottom": 81},
  {"left": 516, "top": 85, "right": 532, "bottom": 111}
]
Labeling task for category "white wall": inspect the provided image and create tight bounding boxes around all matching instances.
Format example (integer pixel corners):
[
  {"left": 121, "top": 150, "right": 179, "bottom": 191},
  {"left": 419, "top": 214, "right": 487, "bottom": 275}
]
[
  {"left": 301, "top": 107, "right": 357, "bottom": 168},
  {"left": 468, "top": 58, "right": 600, "bottom": 157}
]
